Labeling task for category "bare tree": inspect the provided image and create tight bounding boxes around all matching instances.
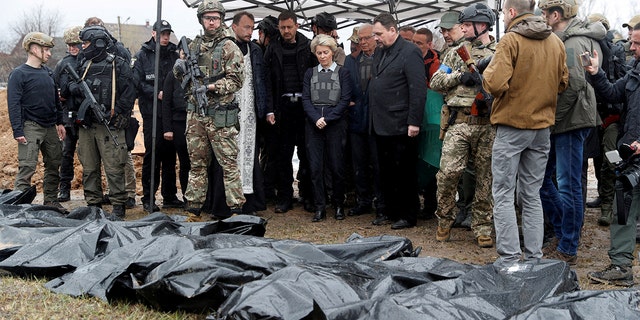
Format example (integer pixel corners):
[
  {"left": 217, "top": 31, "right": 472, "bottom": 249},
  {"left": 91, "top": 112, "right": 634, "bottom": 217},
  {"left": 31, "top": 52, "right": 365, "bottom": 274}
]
[
  {"left": 0, "top": 3, "right": 65, "bottom": 83},
  {"left": 10, "top": 4, "right": 63, "bottom": 39}
]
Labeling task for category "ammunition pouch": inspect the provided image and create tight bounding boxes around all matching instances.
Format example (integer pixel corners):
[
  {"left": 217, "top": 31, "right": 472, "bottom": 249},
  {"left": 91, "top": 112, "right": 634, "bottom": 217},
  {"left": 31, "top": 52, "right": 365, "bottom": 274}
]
[
  {"left": 188, "top": 102, "right": 239, "bottom": 128},
  {"left": 213, "top": 107, "right": 239, "bottom": 128},
  {"left": 109, "top": 113, "right": 130, "bottom": 130}
]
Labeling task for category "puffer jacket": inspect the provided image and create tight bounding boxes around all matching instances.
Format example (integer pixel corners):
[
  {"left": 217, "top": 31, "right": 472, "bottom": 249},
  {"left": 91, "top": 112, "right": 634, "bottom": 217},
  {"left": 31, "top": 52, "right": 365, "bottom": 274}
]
[
  {"left": 483, "top": 14, "right": 569, "bottom": 129},
  {"left": 552, "top": 18, "right": 606, "bottom": 134}
]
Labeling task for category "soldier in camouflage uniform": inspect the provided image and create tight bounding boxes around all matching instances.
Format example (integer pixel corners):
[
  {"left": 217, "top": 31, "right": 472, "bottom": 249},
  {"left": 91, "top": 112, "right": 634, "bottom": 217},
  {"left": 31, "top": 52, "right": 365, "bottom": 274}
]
[
  {"left": 430, "top": 3, "right": 497, "bottom": 248},
  {"left": 175, "top": 0, "right": 245, "bottom": 220}
]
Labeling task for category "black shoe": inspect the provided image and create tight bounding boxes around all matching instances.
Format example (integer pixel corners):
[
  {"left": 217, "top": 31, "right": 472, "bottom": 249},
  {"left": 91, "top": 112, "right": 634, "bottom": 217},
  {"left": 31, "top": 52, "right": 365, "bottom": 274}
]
[
  {"left": 312, "top": 210, "right": 326, "bottom": 222},
  {"left": 111, "top": 204, "right": 126, "bottom": 219},
  {"left": 335, "top": 207, "right": 345, "bottom": 220},
  {"left": 43, "top": 200, "right": 69, "bottom": 214},
  {"left": 303, "top": 200, "right": 315, "bottom": 213},
  {"left": 230, "top": 207, "right": 243, "bottom": 216},
  {"left": 102, "top": 194, "right": 111, "bottom": 205},
  {"left": 125, "top": 197, "right": 136, "bottom": 209},
  {"left": 163, "top": 198, "right": 184, "bottom": 208},
  {"left": 57, "top": 189, "right": 71, "bottom": 202},
  {"left": 142, "top": 201, "right": 160, "bottom": 213},
  {"left": 275, "top": 201, "right": 292, "bottom": 213},
  {"left": 372, "top": 214, "right": 390, "bottom": 225},
  {"left": 348, "top": 204, "right": 371, "bottom": 216},
  {"left": 586, "top": 197, "right": 602, "bottom": 208},
  {"left": 391, "top": 219, "right": 414, "bottom": 229}
]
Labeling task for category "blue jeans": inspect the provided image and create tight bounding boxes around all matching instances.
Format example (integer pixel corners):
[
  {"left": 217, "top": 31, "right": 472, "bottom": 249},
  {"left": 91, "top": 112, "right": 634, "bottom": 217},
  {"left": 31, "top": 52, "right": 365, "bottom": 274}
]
[{"left": 540, "top": 128, "right": 589, "bottom": 256}]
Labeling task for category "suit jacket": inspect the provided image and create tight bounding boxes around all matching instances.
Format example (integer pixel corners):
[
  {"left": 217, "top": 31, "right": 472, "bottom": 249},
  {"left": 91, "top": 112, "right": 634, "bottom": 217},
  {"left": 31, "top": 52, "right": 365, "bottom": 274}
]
[{"left": 368, "top": 36, "right": 426, "bottom": 136}]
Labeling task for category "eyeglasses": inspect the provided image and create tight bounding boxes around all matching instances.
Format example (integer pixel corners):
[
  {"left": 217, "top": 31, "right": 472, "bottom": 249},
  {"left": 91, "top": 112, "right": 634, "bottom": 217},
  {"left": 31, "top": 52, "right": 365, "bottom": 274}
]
[
  {"left": 202, "top": 15, "right": 222, "bottom": 23},
  {"left": 358, "top": 35, "right": 373, "bottom": 42}
]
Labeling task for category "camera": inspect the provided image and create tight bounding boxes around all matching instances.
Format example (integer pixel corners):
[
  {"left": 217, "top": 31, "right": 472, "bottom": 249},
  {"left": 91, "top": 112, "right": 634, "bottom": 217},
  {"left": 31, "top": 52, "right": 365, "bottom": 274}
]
[
  {"left": 606, "top": 144, "right": 640, "bottom": 190},
  {"left": 579, "top": 51, "right": 592, "bottom": 67},
  {"left": 605, "top": 144, "right": 640, "bottom": 225}
]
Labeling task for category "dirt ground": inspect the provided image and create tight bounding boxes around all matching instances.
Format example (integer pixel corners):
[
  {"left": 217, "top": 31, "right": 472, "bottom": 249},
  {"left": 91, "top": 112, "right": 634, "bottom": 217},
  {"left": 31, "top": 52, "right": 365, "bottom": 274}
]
[{"left": 1, "top": 89, "right": 638, "bottom": 290}]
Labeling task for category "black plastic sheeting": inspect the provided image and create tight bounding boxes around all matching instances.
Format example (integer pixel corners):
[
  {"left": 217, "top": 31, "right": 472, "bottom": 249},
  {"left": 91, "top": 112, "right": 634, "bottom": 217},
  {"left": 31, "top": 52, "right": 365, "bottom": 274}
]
[{"left": 0, "top": 196, "right": 639, "bottom": 319}]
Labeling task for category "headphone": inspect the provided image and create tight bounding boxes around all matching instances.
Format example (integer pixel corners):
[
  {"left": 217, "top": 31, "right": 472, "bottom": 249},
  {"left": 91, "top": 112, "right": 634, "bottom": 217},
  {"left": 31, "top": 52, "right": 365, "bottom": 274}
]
[{"left": 95, "top": 38, "right": 106, "bottom": 48}]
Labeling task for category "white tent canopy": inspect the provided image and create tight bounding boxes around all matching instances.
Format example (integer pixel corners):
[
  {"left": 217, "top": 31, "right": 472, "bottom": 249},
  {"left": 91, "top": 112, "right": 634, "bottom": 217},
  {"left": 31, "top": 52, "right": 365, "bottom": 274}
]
[{"left": 184, "top": 0, "right": 498, "bottom": 30}]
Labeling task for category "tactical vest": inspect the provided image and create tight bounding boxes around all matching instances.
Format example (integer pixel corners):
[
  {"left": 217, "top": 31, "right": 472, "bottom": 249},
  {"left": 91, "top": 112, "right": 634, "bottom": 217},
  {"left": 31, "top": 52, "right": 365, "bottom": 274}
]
[
  {"left": 81, "top": 54, "right": 115, "bottom": 115},
  {"left": 194, "top": 36, "right": 232, "bottom": 86},
  {"left": 310, "top": 66, "right": 341, "bottom": 106}
]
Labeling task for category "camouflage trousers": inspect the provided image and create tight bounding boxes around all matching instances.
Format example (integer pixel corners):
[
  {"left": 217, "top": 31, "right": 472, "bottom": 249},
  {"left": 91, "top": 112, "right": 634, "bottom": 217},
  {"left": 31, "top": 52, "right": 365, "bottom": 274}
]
[
  {"left": 185, "top": 111, "right": 245, "bottom": 209},
  {"left": 436, "top": 122, "right": 495, "bottom": 237}
]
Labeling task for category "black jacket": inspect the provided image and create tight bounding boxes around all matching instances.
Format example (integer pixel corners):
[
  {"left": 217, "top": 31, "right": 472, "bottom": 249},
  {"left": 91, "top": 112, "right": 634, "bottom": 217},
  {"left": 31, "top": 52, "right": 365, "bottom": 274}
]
[
  {"left": 263, "top": 32, "right": 317, "bottom": 114},
  {"left": 368, "top": 36, "right": 426, "bottom": 136},
  {"left": 236, "top": 40, "right": 269, "bottom": 119},
  {"left": 133, "top": 38, "right": 179, "bottom": 118},
  {"left": 589, "top": 62, "right": 640, "bottom": 147},
  {"left": 161, "top": 72, "right": 186, "bottom": 134}
]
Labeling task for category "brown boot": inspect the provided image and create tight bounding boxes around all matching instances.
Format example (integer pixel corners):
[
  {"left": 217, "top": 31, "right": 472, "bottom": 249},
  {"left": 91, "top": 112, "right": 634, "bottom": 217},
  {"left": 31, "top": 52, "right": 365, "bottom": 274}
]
[
  {"left": 436, "top": 226, "right": 451, "bottom": 242},
  {"left": 476, "top": 235, "right": 493, "bottom": 248}
]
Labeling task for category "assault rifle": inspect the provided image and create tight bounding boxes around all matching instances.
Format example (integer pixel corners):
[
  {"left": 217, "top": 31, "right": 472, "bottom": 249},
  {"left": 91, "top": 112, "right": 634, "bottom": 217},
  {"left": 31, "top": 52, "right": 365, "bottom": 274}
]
[
  {"left": 179, "top": 36, "right": 208, "bottom": 116},
  {"left": 64, "top": 63, "right": 119, "bottom": 146},
  {"left": 456, "top": 46, "right": 493, "bottom": 117}
]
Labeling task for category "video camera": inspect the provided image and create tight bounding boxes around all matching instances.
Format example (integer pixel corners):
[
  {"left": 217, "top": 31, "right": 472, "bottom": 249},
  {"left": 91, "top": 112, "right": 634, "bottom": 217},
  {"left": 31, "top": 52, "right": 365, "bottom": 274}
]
[
  {"left": 605, "top": 143, "right": 640, "bottom": 225},
  {"left": 606, "top": 144, "right": 640, "bottom": 190}
]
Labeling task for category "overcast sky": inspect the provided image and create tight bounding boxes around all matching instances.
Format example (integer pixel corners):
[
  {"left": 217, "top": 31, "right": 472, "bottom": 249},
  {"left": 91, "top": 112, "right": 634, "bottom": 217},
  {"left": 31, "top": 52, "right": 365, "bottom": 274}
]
[{"left": 2, "top": 0, "right": 639, "bottom": 47}]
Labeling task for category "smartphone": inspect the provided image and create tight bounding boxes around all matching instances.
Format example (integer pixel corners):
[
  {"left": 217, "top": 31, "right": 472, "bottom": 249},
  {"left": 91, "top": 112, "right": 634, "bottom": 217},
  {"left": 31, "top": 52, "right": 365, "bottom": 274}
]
[{"left": 579, "top": 52, "right": 592, "bottom": 67}]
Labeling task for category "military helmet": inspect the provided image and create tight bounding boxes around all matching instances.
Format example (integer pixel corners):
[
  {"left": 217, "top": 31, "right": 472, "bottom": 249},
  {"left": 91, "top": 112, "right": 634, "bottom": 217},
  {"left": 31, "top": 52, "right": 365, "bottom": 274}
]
[
  {"left": 588, "top": 13, "right": 610, "bottom": 31},
  {"left": 257, "top": 15, "right": 279, "bottom": 38},
  {"left": 458, "top": 3, "right": 496, "bottom": 26},
  {"left": 538, "top": 0, "right": 579, "bottom": 19},
  {"left": 22, "top": 32, "right": 55, "bottom": 52},
  {"left": 312, "top": 12, "right": 338, "bottom": 30},
  {"left": 197, "top": 0, "right": 226, "bottom": 21},
  {"left": 437, "top": 11, "right": 461, "bottom": 29},
  {"left": 622, "top": 15, "right": 640, "bottom": 29},
  {"left": 79, "top": 26, "right": 112, "bottom": 48},
  {"left": 63, "top": 26, "right": 83, "bottom": 45}
]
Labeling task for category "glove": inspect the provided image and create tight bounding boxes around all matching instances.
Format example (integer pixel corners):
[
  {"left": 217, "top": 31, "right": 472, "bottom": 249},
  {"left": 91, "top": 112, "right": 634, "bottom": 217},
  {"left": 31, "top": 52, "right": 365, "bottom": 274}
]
[
  {"left": 68, "top": 81, "right": 82, "bottom": 96},
  {"left": 460, "top": 72, "right": 481, "bottom": 87},
  {"left": 173, "top": 59, "right": 186, "bottom": 78},
  {"left": 109, "top": 113, "right": 129, "bottom": 129}
]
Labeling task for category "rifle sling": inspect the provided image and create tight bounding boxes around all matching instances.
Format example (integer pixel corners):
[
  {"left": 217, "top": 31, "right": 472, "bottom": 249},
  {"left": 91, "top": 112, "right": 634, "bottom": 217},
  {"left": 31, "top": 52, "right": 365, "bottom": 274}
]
[{"left": 81, "top": 60, "right": 116, "bottom": 117}]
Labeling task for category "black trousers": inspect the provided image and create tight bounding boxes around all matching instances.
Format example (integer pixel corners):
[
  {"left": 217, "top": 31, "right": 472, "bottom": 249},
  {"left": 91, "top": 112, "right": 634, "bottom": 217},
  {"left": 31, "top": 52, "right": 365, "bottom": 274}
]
[
  {"left": 59, "top": 125, "right": 79, "bottom": 190},
  {"left": 349, "top": 131, "right": 384, "bottom": 209},
  {"left": 375, "top": 133, "right": 419, "bottom": 224},
  {"left": 306, "top": 117, "right": 347, "bottom": 210},
  {"left": 273, "top": 100, "right": 311, "bottom": 204},
  {"left": 171, "top": 119, "right": 190, "bottom": 196},
  {"left": 142, "top": 116, "right": 177, "bottom": 202}
]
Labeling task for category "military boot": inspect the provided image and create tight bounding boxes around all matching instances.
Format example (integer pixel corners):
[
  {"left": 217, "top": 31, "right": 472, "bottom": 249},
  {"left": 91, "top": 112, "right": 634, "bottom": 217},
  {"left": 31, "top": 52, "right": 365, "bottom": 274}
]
[{"left": 112, "top": 205, "right": 126, "bottom": 219}]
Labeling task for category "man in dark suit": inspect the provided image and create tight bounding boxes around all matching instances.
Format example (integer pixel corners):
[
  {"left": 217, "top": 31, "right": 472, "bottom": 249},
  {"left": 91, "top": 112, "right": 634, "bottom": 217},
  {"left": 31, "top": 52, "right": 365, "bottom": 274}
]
[{"left": 369, "top": 12, "right": 427, "bottom": 229}]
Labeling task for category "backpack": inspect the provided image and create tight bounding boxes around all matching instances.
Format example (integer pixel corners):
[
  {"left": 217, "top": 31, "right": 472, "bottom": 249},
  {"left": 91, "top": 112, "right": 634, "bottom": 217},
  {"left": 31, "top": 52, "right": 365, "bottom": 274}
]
[{"left": 598, "top": 33, "right": 628, "bottom": 83}]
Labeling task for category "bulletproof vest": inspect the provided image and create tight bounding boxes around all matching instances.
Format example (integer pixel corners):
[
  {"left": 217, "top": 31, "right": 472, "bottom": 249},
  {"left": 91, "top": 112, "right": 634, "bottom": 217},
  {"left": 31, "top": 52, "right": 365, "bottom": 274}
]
[
  {"left": 80, "top": 54, "right": 115, "bottom": 114},
  {"left": 310, "top": 66, "right": 341, "bottom": 106},
  {"left": 282, "top": 44, "right": 302, "bottom": 93}
]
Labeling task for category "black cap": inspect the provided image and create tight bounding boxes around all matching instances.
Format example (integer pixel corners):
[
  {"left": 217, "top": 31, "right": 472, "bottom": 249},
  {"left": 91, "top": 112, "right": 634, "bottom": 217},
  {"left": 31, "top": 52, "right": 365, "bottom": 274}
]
[{"left": 153, "top": 20, "right": 173, "bottom": 33}]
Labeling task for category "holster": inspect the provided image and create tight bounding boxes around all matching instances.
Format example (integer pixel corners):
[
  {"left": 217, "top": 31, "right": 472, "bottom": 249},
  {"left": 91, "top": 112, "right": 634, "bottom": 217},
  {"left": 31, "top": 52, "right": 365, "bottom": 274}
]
[{"left": 439, "top": 104, "right": 450, "bottom": 140}]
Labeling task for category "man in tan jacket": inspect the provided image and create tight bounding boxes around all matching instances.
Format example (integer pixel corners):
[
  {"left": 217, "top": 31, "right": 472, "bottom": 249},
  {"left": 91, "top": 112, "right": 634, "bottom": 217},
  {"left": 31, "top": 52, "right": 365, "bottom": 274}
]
[{"left": 482, "top": 0, "right": 568, "bottom": 268}]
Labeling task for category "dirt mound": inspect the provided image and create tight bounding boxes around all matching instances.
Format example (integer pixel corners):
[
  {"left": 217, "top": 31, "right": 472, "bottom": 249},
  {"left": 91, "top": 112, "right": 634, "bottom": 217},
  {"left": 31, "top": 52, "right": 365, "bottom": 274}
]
[{"left": 0, "top": 89, "right": 143, "bottom": 193}]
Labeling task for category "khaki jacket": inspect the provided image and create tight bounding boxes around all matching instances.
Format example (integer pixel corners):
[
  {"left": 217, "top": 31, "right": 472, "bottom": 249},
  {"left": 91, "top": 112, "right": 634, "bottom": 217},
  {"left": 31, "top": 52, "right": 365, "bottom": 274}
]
[{"left": 483, "top": 14, "right": 569, "bottom": 129}]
